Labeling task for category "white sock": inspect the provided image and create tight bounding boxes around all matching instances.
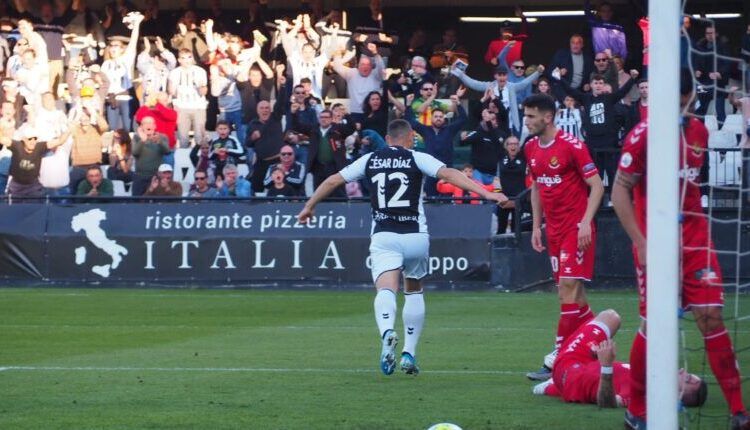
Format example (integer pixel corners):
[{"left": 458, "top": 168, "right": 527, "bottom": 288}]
[
  {"left": 402, "top": 292, "right": 425, "bottom": 357},
  {"left": 373, "top": 289, "right": 397, "bottom": 338}
]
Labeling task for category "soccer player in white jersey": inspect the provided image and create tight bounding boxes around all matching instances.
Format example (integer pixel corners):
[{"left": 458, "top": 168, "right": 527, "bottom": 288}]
[{"left": 297, "top": 119, "right": 508, "bottom": 375}]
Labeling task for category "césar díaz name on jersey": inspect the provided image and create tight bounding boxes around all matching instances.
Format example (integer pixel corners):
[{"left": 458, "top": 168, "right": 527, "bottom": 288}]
[{"left": 369, "top": 157, "right": 413, "bottom": 170}]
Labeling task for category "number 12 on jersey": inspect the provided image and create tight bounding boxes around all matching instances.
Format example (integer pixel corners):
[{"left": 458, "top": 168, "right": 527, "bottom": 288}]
[{"left": 372, "top": 172, "right": 410, "bottom": 209}]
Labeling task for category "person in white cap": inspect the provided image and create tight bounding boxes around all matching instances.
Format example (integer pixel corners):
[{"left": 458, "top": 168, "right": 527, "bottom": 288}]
[
  {"left": 7, "top": 123, "right": 69, "bottom": 198},
  {"left": 144, "top": 162, "right": 182, "bottom": 197}
]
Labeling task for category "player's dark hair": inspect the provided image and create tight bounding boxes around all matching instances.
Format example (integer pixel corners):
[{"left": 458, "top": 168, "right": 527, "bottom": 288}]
[
  {"left": 522, "top": 94, "right": 557, "bottom": 114},
  {"left": 387, "top": 119, "right": 413, "bottom": 142},
  {"left": 681, "top": 379, "right": 708, "bottom": 407}
]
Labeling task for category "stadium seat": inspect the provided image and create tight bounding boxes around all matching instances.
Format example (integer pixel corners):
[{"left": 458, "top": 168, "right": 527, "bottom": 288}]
[
  {"left": 237, "top": 164, "right": 249, "bottom": 178},
  {"left": 180, "top": 181, "right": 191, "bottom": 197},
  {"left": 100, "top": 164, "right": 109, "bottom": 178},
  {"left": 174, "top": 148, "right": 194, "bottom": 183},
  {"left": 721, "top": 114, "right": 744, "bottom": 136},
  {"left": 704, "top": 115, "right": 719, "bottom": 132},
  {"left": 708, "top": 150, "right": 742, "bottom": 186},
  {"left": 708, "top": 130, "right": 738, "bottom": 149},
  {"left": 112, "top": 180, "right": 130, "bottom": 197}
]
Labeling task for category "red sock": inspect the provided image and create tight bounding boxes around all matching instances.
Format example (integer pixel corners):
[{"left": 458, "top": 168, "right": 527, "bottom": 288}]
[
  {"left": 628, "top": 330, "right": 647, "bottom": 419},
  {"left": 556, "top": 303, "right": 580, "bottom": 350},
  {"left": 578, "top": 304, "right": 594, "bottom": 325},
  {"left": 705, "top": 327, "right": 747, "bottom": 415}
]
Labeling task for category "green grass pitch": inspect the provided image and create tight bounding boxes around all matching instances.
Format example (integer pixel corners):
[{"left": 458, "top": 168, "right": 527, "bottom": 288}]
[{"left": 0, "top": 288, "right": 748, "bottom": 429}]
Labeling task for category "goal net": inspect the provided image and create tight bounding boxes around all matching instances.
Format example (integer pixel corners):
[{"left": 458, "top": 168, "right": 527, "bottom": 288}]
[{"left": 665, "top": 3, "right": 749, "bottom": 429}]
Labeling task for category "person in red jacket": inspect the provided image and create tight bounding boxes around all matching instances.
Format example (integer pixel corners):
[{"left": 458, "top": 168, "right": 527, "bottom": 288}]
[
  {"left": 135, "top": 91, "right": 178, "bottom": 149},
  {"left": 436, "top": 164, "right": 497, "bottom": 204},
  {"left": 483, "top": 7, "right": 528, "bottom": 66}
]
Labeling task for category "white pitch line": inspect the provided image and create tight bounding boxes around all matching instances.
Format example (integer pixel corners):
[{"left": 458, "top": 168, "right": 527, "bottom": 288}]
[
  {"left": 0, "top": 324, "right": 554, "bottom": 332},
  {"left": 0, "top": 365, "right": 525, "bottom": 376}
]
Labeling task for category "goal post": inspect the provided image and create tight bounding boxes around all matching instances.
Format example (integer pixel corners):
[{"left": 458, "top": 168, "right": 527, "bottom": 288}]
[{"left": 647, "top": 1, "right": 681, "bottom": 428}]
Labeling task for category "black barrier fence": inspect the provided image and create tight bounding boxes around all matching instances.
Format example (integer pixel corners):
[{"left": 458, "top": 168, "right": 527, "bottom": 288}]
[{"left": 0, "top": 200, "right": 496, "bottom": 286}]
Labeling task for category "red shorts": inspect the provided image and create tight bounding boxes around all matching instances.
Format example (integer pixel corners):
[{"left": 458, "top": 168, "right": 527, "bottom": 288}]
[
  {"left": 633, "top": 243, "right": 724, "bottom": 319},
  {"left": 547, "top": 223, "right": 596, "bottom": 284}
]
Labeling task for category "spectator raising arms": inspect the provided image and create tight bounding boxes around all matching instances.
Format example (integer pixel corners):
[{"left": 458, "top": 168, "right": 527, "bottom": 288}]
[
  {"left": 247, "top": 75, "right": 288, "bottom": 193},
  {"left": 331, "top": 42, "right": 384, "bottom": 122},
  {"left": 8, "top": 123, "right": 69, "bottom": 198},
  {"left": 452, "top": 63, "right": 543, "bottom": 136},
  {"left": 100, "top": 11, "right": 143, "bottom": 131},
  {"left": 405, "top": 86, "right": 467, "bottom": 196},
  {"left": 168, "top": 49, "right": 208, "bottom": 148}
]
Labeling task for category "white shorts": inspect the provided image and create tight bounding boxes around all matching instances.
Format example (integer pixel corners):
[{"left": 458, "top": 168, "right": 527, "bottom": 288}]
[{"left": 369, "top": 232, "right": 430, "bottom": 283}]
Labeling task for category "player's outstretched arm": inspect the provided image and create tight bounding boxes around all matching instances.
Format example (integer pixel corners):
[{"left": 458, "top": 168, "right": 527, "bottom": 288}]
[
  {"left": 611, "top": 170, "right": 646, "bottom": 263},
  {"left": 437, "top": 166, "right": 508, "bottom": 205},
  {"left": 594, "top": 340, "right": 617, "bottom": 408},
  {"left": 297, "top": 173, "right": 347, "bottom": 224}
]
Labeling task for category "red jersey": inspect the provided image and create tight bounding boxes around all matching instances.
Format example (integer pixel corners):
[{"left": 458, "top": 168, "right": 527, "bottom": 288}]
[
  {"left": 551, "top": 322, "right": 631, "bottom": 406},
  {"left": 484, "top": 38, "right": 525, "bottom": 66},
  {"left": 525, "top": 130, "right": 600, "bottom": 237},
  {"left": 617, "top": 118, "right": 709, "bottom": 240},
  {"left": 619, "top": 118, "right": 723, "bottom": 313}
]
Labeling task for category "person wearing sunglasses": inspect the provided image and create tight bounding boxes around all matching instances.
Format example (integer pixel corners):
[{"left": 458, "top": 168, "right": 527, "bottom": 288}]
[
  {"left": 7, "top": 123, "right": 69, "bottom": 198},
  {"left": 188, "top": 170, "right": 219, "bottom": 198},
  {"left": 589, "top": 50, "right": 618, "bottom": 92},
  {"left": 262, "top": 144, "right": 305, "bottom": 196}
]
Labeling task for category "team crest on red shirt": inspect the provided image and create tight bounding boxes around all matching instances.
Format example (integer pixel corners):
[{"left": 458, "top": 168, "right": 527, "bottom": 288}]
[
  {"left": 620, "top": 152, "right": 633, "bottom": 168},
  {"left": 549, "top": 156, "right": 560, "bottom": 169}
]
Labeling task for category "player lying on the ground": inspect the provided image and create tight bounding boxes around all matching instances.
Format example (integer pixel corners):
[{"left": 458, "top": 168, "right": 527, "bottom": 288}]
[
  {"left": 532, "top": 309, "right": 707, "bottom": 410},
  {"left": 297, "top": 119, "right": 508, "bottom": 376}
]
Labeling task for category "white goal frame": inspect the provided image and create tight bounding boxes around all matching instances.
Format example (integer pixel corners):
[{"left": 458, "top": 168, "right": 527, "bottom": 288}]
[{"left": 647, "top": 1, "right": 681, "bottom": 429}]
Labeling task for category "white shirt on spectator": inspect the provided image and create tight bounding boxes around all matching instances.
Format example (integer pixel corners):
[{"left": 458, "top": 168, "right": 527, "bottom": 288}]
[
  {"left": 6, "top": 54, "right": 21, "bottom": 78},
  {"left": 101, "top": 53, "right": 136, "bottom": 98},
  {"left": 331, "top": 54, "right": 385, "bottom": 114},
  {"left": 210, "top": 65, "right": 241, "bottom": 113},
  {"left": 39, "top": 137, "right": 73, "bottom": 189},
  {"left": 26, "top": 31, "right": 49, "bottom": 67},
  {"left": 137, "top": 50, "right": 176, "bottom": 101},
  {"left": 288, "top": 52, "right": 329, "bottom": 100},
  {"left": 15, "top": 63, "right": 48, "bottom": 106},
  {"left": 35, "top": 107, "right": 68, "bottom": 142},
  {"left": 168, "top": 65, "right": 208, "bottom": 109}
]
